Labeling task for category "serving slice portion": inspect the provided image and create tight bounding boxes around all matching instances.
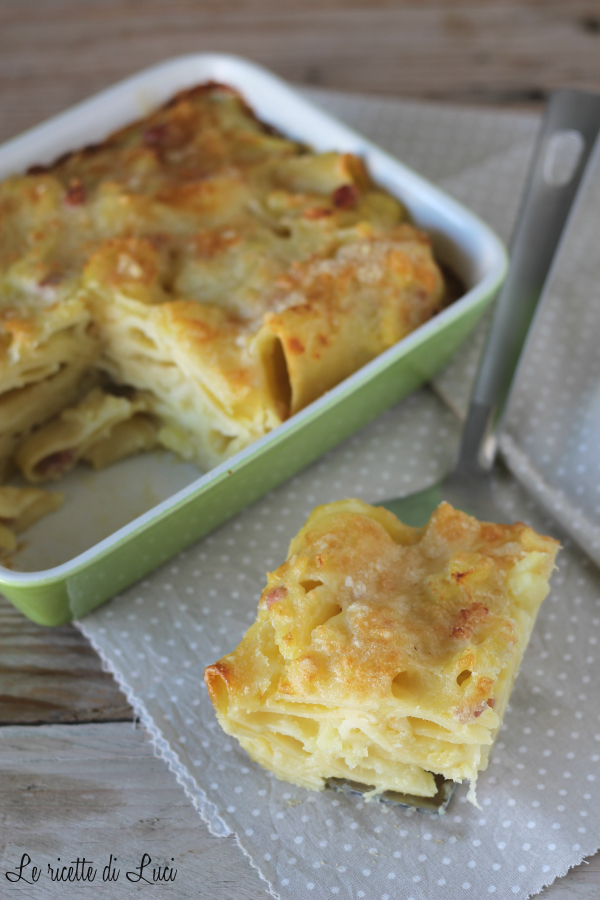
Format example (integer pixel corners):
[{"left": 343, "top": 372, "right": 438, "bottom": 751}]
[{"left": 205, "top": 499, "right": 558, "bottom": 804}]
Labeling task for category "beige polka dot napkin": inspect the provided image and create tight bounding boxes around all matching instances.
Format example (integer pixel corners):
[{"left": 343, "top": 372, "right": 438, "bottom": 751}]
[{"left": 78, "top": 90, "right": 600, "bottom": 900}]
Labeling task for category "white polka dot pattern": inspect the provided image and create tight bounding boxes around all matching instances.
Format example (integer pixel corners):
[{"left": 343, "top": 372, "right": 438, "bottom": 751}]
[
  {"left": 497, "top": 134, "right": 600, "bottom": 571},
  {"left": 78, "top": 93, "right": 600, "bottom": 900}
]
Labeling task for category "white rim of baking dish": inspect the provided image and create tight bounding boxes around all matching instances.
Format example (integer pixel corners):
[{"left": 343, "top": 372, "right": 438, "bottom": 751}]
[{"left": 0, "top": 54, "right": 508, "bottom": 585}]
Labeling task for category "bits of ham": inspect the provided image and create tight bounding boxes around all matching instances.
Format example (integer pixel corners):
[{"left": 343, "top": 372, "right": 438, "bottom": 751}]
[{"left": 265, "top": 586, "right": 288, "bottom": 609}]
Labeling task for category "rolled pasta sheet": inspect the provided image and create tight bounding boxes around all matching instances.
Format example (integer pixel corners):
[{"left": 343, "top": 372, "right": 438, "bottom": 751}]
[
  {"left": 0, "top": 485, "right": 63, "bottom": 552},
  {"left": 269, "top": 151, "right": 371, "bottom": 195},
  {"left": 150, "top": 300, "right": 284, "bottom": 447},
  {"left": 0, "top": 363, "right": 99, "bottom": 483},
  {"left": 254, "top": 300, "right": 374, "bottom": 418},
  {"left": 253, "top": 227, "right": 445, "bottom": 417},
  {"left": 15, "top": 387, "right": 152, "bottom": 482},
  {"left": 82, "top": 413, "right": 159, "bottom": 470}
]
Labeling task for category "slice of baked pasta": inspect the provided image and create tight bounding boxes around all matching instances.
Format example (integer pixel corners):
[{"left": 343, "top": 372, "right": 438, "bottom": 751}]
[{"left": 205, "top": 500, "right": 559, "bottom": 804}]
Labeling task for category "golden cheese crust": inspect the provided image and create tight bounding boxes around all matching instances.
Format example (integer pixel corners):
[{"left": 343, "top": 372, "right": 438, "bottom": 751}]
[
  {"left": 205, "top": 500, "right": 559, "bottom": 803},
  {"left": 0, "top": 83, "right": 446, "bottom": 501}
]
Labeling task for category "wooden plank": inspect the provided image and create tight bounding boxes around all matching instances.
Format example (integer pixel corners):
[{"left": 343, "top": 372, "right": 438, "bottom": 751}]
[
  {"left": 1, "top": 1, "right": 600, "bottom": 144},
  {"left": 544, "top": 865, "right": 600, "bottom": 899},
  {"left": 0, "top": 723, "right": 598, "bottom": 898},
  {"left": 0, "top": 595, "right": 133, "bottom": 725},
  {"left": 0, "top": 723, "right": 269, "bottom": 899}
]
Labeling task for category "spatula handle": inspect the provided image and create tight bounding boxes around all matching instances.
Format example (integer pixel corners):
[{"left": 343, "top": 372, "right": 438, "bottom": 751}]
[{"left": 455, "top": 88, "right": 600, "bottom": 476}]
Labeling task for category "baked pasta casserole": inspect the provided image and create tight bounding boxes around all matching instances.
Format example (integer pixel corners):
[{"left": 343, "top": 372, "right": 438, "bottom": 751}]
[
  {"left": 0, "top": 83, "right": 448, "bottom": 540},
  {"left": 205, "top": 500, "right": 559, "bottom": 805}
]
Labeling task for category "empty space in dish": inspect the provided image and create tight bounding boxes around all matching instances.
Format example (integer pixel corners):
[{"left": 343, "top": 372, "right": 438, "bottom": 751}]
[{"left": 10, "top": 452, "right": 201, "bottom": 571}]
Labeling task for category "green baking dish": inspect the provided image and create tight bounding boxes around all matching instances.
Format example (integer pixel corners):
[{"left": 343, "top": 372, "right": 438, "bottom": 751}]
[{"left": 0, "top": 55, "right": 507, "bottom": 625}]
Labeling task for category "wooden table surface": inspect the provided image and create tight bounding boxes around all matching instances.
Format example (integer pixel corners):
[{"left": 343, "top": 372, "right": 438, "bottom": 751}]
[{"left": 1, "top": 3, "right": 600, "bottom": 897}]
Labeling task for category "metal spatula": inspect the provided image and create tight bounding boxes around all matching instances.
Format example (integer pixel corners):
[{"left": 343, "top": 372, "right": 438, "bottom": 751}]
[
  {"left": 327, "top": 87, "right": 600, "bottom": 813},
  {"left": 384, "top": 87, "right": 600, "bottom": 530}
]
